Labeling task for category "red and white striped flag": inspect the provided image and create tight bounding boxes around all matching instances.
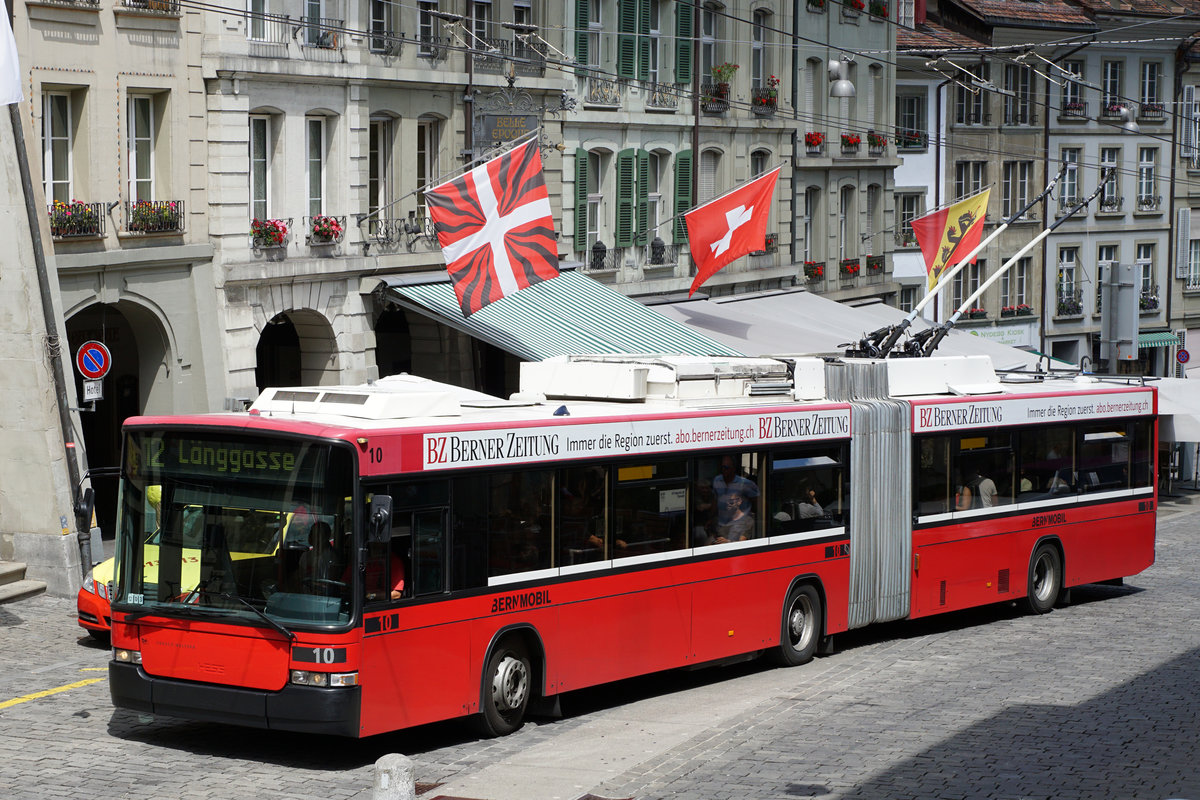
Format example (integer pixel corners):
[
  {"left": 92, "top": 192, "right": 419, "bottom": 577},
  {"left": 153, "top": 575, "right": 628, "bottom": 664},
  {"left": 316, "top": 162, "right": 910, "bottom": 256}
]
[{"left": 426, "top": 140, "right": 559, "bottom": 316}]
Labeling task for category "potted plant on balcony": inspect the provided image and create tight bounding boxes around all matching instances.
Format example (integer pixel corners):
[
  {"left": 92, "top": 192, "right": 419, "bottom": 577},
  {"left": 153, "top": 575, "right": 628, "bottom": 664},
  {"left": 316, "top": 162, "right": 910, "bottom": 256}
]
[
  {"left": 805, "top": 131, "right": 825, "bottom": 154},
  {"left": 804, "top": 261, "right": 824, "bottom": 281},
  {"left": 753, "top": 74, "right": 780, "bottom": 114},
  {"left": 965, "top": 307, "right": 987, "bottom": 320},
  {"left": 1104, "top": 101, "right": 1125, "bottom": 116},
  {"left": 310, "top": 215, "right": 344, "bottom": 244},
  {"left": 844, "top": 0, "right": 865, "bottom": 14},
  {"left": 251, "top": 217, "right": 289, "bottom": 248},
  {"left": 711, "top": 62, "right": 738, "bottom": 96},
  {"left": 1015, "top": 303, "right": 1032, "bottom": 316},
  {"left": 128, "top": 200, "right": 180, "bottom": 233},
  {"left": 868, "top": 0, "right": 887, "bottom": 17},
  {"left": 839, "top": 258, "right": 860, "bottom": 278},
  {"left": 49, "top": 200, "right": 99, "bottom": 237},
  {"left": 1062, "top": 100, "right": 1086, "bottom": 115},
  {"left": 866, "top": 255, "right": 884, "bottom": 273},
  {"left": 841, "top": 132, "right": 861, "bottom": 152},
  {"left": 867, "top": 131, "right": 887, "bottom": 152},
  {"left": 1057, "top": 295, "right": 1082, "bottom": 316},
  {"left": 1139, "top": 293, "right": 1159, "bottom": 311}
]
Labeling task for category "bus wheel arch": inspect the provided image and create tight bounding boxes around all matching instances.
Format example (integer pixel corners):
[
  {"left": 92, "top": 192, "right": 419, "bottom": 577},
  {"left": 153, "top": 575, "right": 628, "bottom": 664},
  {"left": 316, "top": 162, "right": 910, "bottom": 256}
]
[
  {"left": 475, "top": 625, "right": 544, "bottom": 737},
  {"left": 1025, "top": 537, "right": 1065, "bottom": 615},
  {"left": 775, "top": 577, "right": 825, "bottom": 667}
]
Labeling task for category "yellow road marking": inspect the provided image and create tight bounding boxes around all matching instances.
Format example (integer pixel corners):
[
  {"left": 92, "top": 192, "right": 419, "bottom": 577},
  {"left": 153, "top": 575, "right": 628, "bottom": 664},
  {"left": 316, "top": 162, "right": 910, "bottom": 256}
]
[
  {"left": 0, "top": 678, "right": 103, "bottom": 710},
  {"left": 80, "top": 667, "right": 107, "bottom": 672}
]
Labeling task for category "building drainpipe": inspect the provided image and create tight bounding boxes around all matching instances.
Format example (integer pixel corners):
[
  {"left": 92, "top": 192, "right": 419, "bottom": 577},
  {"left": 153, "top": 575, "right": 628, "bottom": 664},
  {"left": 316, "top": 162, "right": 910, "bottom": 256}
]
[
  {"left": 1168, "top": 37, "right": 1197, "bottom": 347},
  {"left": 934, "top": 77, "right": 945, "bottom": 321},
  {"left": 8, "top": 103, "right": 87, "bottom": 575},
  {"left": 790, "top": 0, "right": 800, "bottom": 268}
]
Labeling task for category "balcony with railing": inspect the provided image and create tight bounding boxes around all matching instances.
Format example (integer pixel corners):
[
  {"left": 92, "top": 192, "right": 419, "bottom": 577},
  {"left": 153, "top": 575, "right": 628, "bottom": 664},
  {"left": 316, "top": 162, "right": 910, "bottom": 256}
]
[
  {"left": 416, "top": 35, "right": 450, "bottom": 61},
  {"left": 368, "top": 27, "right": 403, "bottom": 56},
  {"left": 700, "top": 83, "right": 729, "bottom": 114},
  {"left": 644, "top": 82, "right": 683, "bottom": 112},
  {"left": 642, "top": 239, "right": 682, "bottom": 269},
  {"left": 894, "top": 229, "right": 917, "bottom": 248},
  {"left": 304, "top": 215, "right": 346, "bottom": 246},
  {"left": 48, "top": 201, "right": 105, "bottom": 239},
  {"left": 1136, "top": 195, "right": 1162, "bottom": 213},
  {"left": 583, "top": 74, "right": 622, "bottom": 109},
  {"left": 750, "top": 87, "right": 777, "bottom": 117},
  {"left": 299, "top": 17, "right": 343, "bottom": 51},
  {"left": 1100, "top": 102, "right": 1128, "bottom": 119},
  {"left": 1138, "top": 102, "right": 1165, "bottom": 121},
  {"left": 955, "top": 109, "right": 989, "bottom": 126},
  {"left": 1187, "top": 271, "right": 1200, "bottom": 292},
  {"left": 119, "top": 0, "right": 180, "bottom": 14},
  {"left": 124, "top": 200, "right": 184, "bottom": 234},
  {"left": 803, "top": 261, "right": 825, "bottom": 284},
  {"left": 586, "top": 242, "right": 624, "bottom": 272},
  {"left": 473, "top": 37, "right": 547, "bottom": 77},
  {"left": 1057, "top": 195, "right": 1081, "bottom": 213},
  {"left": 1055, "top": 287, "right": 1083, "bottom": 318},
  {"left": 1140, "top": 286, "right": 1160, "bottom": 313},
  {"left": 896, "top": 129, "right": 928, "bottom": 150},
  {"left": 249, "top": 217, "right": 292, "bottom": 250},
  {"left": 1059, "top": 101, "right": 1087, "bottom": 120},
  {"left": 1003, "top": 105, "right": 1036, "bottom": 126},
  {"left": 1097, "top": 195, "right": 1124, "bottom": 214},
  {"left": 839, "top": 257, "right": 861, "bottom": 281},
  {"left": 39, "top": 0, "right": 100, "bottom": 7},
  {"left": 867, "top": 132, "right": 887, "bottom": 157},
  {"left": 245, "top": 11, "right": 292, "bottom": 53}
]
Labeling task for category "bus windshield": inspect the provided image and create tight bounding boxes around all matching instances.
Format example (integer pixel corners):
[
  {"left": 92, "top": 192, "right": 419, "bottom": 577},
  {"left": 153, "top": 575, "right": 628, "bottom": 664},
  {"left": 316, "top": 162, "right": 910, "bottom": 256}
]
[{"left": 112, "top": 430, "right": 356, "bottom": 628}]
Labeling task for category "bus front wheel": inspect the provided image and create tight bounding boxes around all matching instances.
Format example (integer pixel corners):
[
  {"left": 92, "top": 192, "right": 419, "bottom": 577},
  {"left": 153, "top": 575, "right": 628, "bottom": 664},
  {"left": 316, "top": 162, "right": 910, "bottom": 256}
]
[
  {"left": 1025, "top": 543, "right": 1062, "bottom": 615},
  {"left": 776, "top": 584, "right": 822, "bottom": 666},
  {"left": 477, "top": 641, "right": 531, "bottom": 737}
]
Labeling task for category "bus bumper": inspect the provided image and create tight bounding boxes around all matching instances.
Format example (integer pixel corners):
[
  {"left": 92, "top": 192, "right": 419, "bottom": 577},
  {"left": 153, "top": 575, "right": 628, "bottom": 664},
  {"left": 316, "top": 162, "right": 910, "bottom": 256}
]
[{"left": 110, "top": 661, "right": 361, "bottom": 737}]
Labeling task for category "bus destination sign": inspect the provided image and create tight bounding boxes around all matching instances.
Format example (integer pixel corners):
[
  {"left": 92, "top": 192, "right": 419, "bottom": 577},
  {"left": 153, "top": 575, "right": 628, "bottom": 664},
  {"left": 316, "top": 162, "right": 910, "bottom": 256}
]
[{"left": 422, "top": 408, "right": 851, "bottom": 470}]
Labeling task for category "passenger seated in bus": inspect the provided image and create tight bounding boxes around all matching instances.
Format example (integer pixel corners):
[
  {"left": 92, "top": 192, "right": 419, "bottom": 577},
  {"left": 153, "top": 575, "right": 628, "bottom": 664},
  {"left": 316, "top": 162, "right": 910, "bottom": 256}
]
[
  {"left": 793, "top": 485, "right": 825, "bottom": 520},
  {"left": 714, "top": 487, "right": 755, "bottom": 543},
  {"left": 956, "top": 466, "right": 997, "bottom": 510},
  {"left": 691, "top": 478, "right": 718, "bottom": 545},
  {"left": 1047, "top": 469, "right": 1074, "bottom": 493},
  {"left": 362, "top": 536, "right": 407, "bottom": 601},
  {"left": 713, "top": 455, "right": 759, "bottom": 530}
]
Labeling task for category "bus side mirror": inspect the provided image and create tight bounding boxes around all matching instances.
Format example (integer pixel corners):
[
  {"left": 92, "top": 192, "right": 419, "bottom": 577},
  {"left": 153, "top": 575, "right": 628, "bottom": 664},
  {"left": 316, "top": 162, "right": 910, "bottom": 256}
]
[
  {"left": 368, "top": 495, "right": 392, "bottom": 544},
  {"left": 74, "top": 487, "right": 94, "bottom": 533}
]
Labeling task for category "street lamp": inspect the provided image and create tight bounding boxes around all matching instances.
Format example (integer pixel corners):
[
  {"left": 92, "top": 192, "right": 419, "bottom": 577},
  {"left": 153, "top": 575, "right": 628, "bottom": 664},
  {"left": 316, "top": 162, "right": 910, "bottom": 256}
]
[{"left": 829, "top": 56, "right": 855, "bottom": 98}]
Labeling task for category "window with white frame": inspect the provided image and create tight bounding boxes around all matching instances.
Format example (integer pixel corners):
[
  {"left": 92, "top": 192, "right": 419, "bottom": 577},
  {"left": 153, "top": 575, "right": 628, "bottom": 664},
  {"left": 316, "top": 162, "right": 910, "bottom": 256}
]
[
  {"left": 249, "top": 115, "right": 271, "bottom": 220},
  {"left": 897, "top": 0, "right": 915, "bottom": 28},
  {"left": 128, "top": 95, "right": 154, "bottom": 202},
  {"left": 1058, "top": 247, "right": 1078, "bottom": 296},
  {"left": 700, "top": 3, "right": 721, "bottom": 82},
  {"left": 247, "top": 0, "right": 267, "bottom": 41},
  {"left": 750, "top": 149, "right": 768, "bottom": 178},
  {"left": 1061, "top": 147, "right": 1080, "bottom": 203},
  {"left": 1099, "top": 147, "right": 1120, "bottom": 206},
  {"left": 1001, "top": 257, "right": 1029, "bottom": 309},
  {"left": 952, "top": 261, "right": 981, "bottom": 310},
  {"left": 751, "top": 10, "right": 767, "bottom": 89},
  {"left": 587, "top": 150, "right": 605, "bottom": 253},
  {"left": 1136, "top": 242, "right": 1154, "bottom": 294},
  {"left": 1061, "top": 60, "right": 1083, "bottom": 109},
  {"left": 42, "top": 93, "right": 72, "bottom": 205},
  {"left": 471, "top": 0, "right": 491, "bottom": 44},
  {"left": 417, "top": 117, "right": 440, "bottom": 218},
  {"left": 865, "top": 184, "right": 881, "bottom": 255},
  {"left": 306, "top": 117, "right": 325, "bottom": 217},
  {"left": 899, "top": 286, "right": 918, "bottom": 312},
  {"left": 1189, "top": 239, "right": 1200, "bottom": 289},
  {"left": 803, "top": 187, "right": 819, "bottom": 262},
  {"left": 839, "top": 186, "right": 856, "bottom": 261},
  {"left": 417, "top": 0, "right": 438, "bottom": 55},
  {"left": 1102, "top": 60, "right": 1123, "bottom": 110},
  {"left": 647, "top": 1, "right": 661, "bottom": 84},
  {"left": 586, "top": 0, "right": 602, "bottom": 67},
  {"left": 369, "top": 0, "right": 397, "bottom": 51},
  {"left": 1137, "top": 147, "right": 1157, "bottom": 209},
  {"left": 897, "top": 91, "right": 926, "bottom": 147},
  {"left": 954, "top": 63, "right": 988, "bottom": 124},
  {"left": 954, "top": 160, "right": 986, "bottom": 200},
  {"left": 897, "top": 193, "right": 922, "bottom": 247},
  {"left": 1004, "top": 64, "right": 1032, "bottom": 124},
  {"left": 699, "top": 149, "right": 719, "bottom": 202},
  {"left": 368, "top": 117, "right": 392, "bottom": 229},
  {"left": 1140, "top": 62, "right": 1161, "bottom": 109},
  {"left": 1002, "top": 161, "right": 1031, "bottom": 219},
  {"left": 647, "top": 151, "right": 662, "bottom": 237}
]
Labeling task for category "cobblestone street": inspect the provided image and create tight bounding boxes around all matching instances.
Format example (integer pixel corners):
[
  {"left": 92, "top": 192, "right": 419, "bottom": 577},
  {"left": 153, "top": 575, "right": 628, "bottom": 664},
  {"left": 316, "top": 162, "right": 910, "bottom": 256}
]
[{"left": 1, "top": 501, "right": 1197, "bottom": 800}]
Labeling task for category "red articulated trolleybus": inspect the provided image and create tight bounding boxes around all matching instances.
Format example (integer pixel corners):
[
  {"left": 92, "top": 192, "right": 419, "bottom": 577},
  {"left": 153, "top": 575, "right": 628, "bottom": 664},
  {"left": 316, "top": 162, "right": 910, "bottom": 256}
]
[{"left": 107, "top": 353, "right": 1157, "bottom": 737}]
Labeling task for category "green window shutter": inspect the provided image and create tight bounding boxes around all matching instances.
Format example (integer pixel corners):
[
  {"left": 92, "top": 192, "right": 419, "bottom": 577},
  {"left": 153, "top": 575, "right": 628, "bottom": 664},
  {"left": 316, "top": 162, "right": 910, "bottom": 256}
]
[
  {"left": 575, "top": 148, "right": 589, "bottom": 251},
  {"left": 675, "top": 1, "right": 693, "bottom": 85},
  {"left": 673, "top": 149, "right": 693, "bottom": 245},
  {"left": 637, "top": 0, "right": 652, "bottom": 81},
  {"left": 575, "top": 0, "right": 589, "bottom": 73},
  {"left": 617, "top": 0, "right": 637, "bottom": 79},
  {"left": 636, "top": 149, "right": 650, "bottom": 246},
  {"left": 615, "top": 148, "right": 635, "bottom": 247}
]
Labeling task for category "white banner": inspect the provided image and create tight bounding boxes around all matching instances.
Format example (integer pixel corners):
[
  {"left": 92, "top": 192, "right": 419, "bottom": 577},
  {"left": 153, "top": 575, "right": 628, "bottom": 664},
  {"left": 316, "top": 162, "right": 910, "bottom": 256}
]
[
  {"left": 422, "top": 407, "right": 852, "bottom": 470},
  {"left": 1, "top": 8, "right": 23, "bottom": 106},
  {"left": 912, "top": 387, "right": 1154, "bottom": 434}
]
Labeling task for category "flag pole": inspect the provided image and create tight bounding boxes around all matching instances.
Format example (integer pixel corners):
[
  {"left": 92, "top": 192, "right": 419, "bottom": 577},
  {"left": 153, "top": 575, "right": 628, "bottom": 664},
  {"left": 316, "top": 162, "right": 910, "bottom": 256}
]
[
  {"left": 914, "top": 167, "right": 1111, "bottom": 358},
  {"left": 870, "top": 165, "right": 1066, "bottom": 358}
]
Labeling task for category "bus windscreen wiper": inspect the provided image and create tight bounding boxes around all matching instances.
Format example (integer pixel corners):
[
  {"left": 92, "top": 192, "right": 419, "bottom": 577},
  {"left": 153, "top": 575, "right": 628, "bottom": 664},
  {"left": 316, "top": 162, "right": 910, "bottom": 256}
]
[{"left": 219, "top": 592, "right": 295, "bottom": 640}]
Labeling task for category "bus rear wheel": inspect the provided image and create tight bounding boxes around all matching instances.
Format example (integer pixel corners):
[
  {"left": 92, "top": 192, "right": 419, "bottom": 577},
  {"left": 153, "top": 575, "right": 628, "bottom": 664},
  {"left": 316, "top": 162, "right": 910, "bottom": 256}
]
[
  {"left": 776, "top": 584, "right": 822, "bottom": 666},
  {"left": 1025, "top": 543, "right": 1062, "bottom": 615},
  {"left": 476, "top": 641, "right": 531, "bottom": 737}
]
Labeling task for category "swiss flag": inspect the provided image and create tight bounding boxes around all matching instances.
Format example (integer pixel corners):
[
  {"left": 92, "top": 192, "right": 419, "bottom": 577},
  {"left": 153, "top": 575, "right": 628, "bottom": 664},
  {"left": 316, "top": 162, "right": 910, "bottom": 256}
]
[
  {"left": 685, "top": 167, "right": 781, "bottom": 296},
  {"left": 426, "top": 140, "right": 559, "bottom": 316}
]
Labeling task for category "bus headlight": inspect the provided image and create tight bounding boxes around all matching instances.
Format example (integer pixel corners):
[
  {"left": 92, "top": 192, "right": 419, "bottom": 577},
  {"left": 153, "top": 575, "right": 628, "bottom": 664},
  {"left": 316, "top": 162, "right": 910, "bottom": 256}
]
[
  {"left": 113, "top": 648, "right": 142, "bottom": 664},
  {"left": 291, "top": 670, "right": 358, "bottom": 687}
]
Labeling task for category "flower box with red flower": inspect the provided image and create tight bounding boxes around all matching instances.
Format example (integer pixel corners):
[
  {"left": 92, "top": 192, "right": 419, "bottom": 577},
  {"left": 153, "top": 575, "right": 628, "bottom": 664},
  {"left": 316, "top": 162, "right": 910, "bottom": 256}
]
[
  {"left": 840, "top": 133, "right": 861, "bottom": 152},
  {"left": 308, "top": 215, "right": 345, "bottom": 244},
  {"left": 866, "top": 255, "right": 884, "bottom": 273},
  {"left": 843, "top": 0, "right": 864, "bottom": 15},
  {"left": 965, "top": 308, "right": 988, "bottom": 320},
  {"left": 867, "top": 132, "right": 887, "bottom": 154},
  {"left": 868, "top": 0, "right": 887, "bottom": 17},
  {"left": 251, "top": 217, "right": 290, "bottom": 248},
  {"left": 804, "top": 261, "right": 824, "bottom": 281},
  {"left": 805, "top": 131, "right": 825, "bottom": 154},
  {"left": 839, "top": 258, "right": 860, "bottom": 278}
]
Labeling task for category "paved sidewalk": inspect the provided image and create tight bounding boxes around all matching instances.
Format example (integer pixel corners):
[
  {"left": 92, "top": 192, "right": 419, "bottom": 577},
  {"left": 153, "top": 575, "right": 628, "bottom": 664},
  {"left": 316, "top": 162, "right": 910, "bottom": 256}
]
[{"left": 0, "top": 501, "right": 1196, "bottom": 800}]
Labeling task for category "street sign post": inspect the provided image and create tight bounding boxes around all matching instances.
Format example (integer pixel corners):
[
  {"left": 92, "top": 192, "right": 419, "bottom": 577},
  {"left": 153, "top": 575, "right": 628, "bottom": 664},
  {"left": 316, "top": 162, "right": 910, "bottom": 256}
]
[{"left": 75, "top": 340, "right": 112, "bottom": 381}]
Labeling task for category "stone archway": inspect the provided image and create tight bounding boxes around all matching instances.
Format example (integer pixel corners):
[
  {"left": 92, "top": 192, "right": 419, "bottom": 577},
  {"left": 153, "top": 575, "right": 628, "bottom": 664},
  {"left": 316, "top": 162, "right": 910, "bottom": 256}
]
[{"left": 256, "top": 309, "right": 337, "bottom": 392}]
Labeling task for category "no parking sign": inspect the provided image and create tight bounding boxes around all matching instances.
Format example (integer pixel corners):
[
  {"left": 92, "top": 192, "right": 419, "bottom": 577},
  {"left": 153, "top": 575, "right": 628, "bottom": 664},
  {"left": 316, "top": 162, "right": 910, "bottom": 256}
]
[{"left": 75, "top": 341, "right": 111, "bottom": 402}]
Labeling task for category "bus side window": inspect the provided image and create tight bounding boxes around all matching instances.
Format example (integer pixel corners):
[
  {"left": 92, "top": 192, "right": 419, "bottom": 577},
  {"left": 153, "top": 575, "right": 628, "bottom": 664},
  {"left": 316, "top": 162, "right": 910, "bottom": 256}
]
[
  {"left": 914, "top": 436, "right": 952, "bottom": 515},
  {"left": 412, "top": 509, "right": 446, "bottom": 595}
]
